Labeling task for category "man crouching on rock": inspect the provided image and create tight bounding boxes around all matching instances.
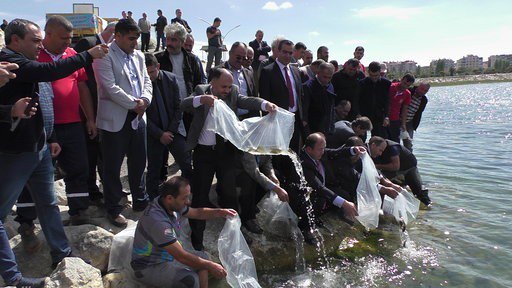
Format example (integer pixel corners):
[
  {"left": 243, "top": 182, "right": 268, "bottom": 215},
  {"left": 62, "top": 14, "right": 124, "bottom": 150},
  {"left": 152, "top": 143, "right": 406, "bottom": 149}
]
[{"left": 131, "top": 176, "right": 236, "bottom": 288}]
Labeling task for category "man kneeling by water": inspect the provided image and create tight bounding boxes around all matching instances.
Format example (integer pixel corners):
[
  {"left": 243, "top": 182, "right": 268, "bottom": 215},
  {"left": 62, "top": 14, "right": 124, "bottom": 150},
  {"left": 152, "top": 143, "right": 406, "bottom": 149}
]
[{"left": 131, "top": 176, "right": 236, "bottom": 288}]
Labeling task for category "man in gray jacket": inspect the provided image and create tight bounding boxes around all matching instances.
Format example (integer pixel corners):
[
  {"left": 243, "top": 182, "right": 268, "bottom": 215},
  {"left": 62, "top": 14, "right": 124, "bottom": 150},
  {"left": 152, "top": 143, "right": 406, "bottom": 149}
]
[{"left": 180, "top": 67, "right": 277, "bottom": 250}]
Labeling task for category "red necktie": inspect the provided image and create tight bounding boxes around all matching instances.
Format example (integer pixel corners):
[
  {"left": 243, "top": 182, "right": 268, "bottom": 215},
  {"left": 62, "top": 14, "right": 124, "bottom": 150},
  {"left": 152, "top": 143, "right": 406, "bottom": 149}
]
[{"left": 283, "top": 66, "right": 295, "bottom": 109}]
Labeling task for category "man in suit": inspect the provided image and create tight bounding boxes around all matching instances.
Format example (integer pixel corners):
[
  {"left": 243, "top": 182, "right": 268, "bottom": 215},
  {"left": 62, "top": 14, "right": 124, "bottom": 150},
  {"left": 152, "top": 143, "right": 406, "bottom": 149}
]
[
  {"left": 248, "top": 30, "right": 271, "bottom": 71},
  {"left": 180, "top": 67, "right": 277, "bottom": 251},
  {"left": 93, "top": 19, "right": 152, "bottom": 227},
  {"left": 300, "top": 133, "right": 360, "bottom": 244},
  {"left": 357, "top": 61, "right": 391, "bottom": 138},
  {"left": 74, "top": 21, "right": 117, "bottom": 204},
  {"left": 254, "top": 36, "right": 283, "bottom": 96},
  {"left": 327, "top": 116, "right": 373, "bottom": 148},
  {"left": 331, "top": 58, "right": 365, "bottom": 120},
  {"left": 303, "top": 62, "right": 336, "bottom": 136},
  {"left": 210, "top": 42, "right": 256, "bottom": 119},
  {"left": 259, "top": 39, "right": 305, "bottom": 152},
  {"left": 144, "top": 53, "right": 192, "bottom": 200},
  {"left": 171, "top": 9, "right": 192, "bottom": 33},
  {"left": 0, "top": 19, "right": 107, "bottom": 285}
]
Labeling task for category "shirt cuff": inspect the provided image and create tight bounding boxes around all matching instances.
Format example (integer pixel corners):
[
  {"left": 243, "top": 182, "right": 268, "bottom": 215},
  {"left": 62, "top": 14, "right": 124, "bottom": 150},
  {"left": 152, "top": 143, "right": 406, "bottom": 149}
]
[
  {"left": 377, "top": 184, "right": 384, "bottom": 191},
  {"left": 260, "top": 100, "right": 269, "bottom": 111},
  {"left": 333, "top": 196, "right": 345, "bottom": 208},
  {"left": 193, "top": 96, "right": 203, "bottom": 108}
]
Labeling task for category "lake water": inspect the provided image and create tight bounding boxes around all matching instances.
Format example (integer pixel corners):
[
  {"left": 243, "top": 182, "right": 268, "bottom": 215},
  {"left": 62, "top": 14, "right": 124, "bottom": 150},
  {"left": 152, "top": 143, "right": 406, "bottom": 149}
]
[{"left": 259, "top": 82, "right": 512, "bottom": 287}]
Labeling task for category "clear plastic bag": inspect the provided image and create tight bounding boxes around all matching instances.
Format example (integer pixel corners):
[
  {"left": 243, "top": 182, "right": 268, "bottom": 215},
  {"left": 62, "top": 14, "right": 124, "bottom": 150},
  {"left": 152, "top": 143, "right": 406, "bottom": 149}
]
[
  {"left": 108, "top": 223, "right": 137, "bottom": 273},
  {"left": 204, "top": 99, "right": 295, "bottom": 154},
  {"left": 355, "top": 153, "right": 382, "bottom": 230},
  {"left": 400, "top": 129, "right": 411, "bottom": 140},
  {"left": 218, "top": 215, "right": 261, "bottom": 288},
  {"left": 257, "top": 192, "right": 299, "bottom": 238},
  {"left": 382, "top": 189, "right": 420, "bottom": 225}
]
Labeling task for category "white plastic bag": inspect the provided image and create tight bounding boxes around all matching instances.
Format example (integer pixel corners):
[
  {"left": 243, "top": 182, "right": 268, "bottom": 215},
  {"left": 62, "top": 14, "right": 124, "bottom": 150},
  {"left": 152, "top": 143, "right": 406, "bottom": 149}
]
[
  {"left": 218, "top": 215, "right": 261, "bottom": 288},
  {"left": 258, "top": 192, "right": 299, "bottom": 238},
  {"left": 355, "top": 153, "right": 382, "bottom": 230},
  {"left": 400, "top": 129, "right": 411, "bottom": 140},
  {"left": 108, "top": 223, "right": 137, "bottom": 273},
  {"left": 382, "top": 189, "right": 420, "bottom": 225},
  {"left": 204, "top": 99, "right": 295, "bottom": 154}
]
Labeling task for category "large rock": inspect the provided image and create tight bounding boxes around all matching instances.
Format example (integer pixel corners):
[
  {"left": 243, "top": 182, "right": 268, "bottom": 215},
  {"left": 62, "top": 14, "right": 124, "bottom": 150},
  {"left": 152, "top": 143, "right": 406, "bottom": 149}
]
[
  {"left": 54, "top": 179, "right": 68, "bottom": 206},
  {"left": 45, "top": 257, "right": 102, "bottom": 288},
  {"left": 65, "top": 224, "right": 114, "bottom": 272}
]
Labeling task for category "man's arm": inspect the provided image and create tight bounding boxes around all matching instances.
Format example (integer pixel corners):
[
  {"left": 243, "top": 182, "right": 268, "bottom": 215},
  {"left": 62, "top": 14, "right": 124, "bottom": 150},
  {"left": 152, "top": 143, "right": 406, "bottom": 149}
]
[
  {"left": 78, "top": 81, "right": 97, "bottom": 138},
  {"left": 206, "top": 28, "right": 217, "bottom": 39},
  {"left": 140, "top": 57, "right": 153, "bottom": 106},
  {"left": 375, "top": 155, "right": 400, "bottom": 172},
  {"left": 400, "top": 104, "right": 408, "bottom": 130},
  {"left": 185, "top": 207, "right": 236, "bottom": 220},
  {"left": 241, "top": 153, "right": 276, "bottom": 191},
  {"left": 163, "top": 241, "right": 226, "bottom": 278},
  {"left": 303, "top": 161, "right": 339, "bottom": 204},
  {"left": 92, "top": 55, "right": 138, "bottom": 110}
]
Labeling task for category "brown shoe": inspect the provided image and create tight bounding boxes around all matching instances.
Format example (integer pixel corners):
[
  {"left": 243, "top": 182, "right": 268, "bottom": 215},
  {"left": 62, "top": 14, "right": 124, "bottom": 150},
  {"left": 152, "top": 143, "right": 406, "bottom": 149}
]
[
  {"left": 70, "top": 211, "right": 92, "bottom": 226},
  {"left": 107, "top": 214, "right": 127, "bottom": 228},
  {"left": 18, "top": 223, "right": 43, "bottom": 254}
]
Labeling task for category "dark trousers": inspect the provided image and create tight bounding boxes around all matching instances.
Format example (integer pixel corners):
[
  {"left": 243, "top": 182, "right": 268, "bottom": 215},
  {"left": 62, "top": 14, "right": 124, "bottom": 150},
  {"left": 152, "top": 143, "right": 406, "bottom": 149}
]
[
  {"left": 190, "top": 143, "right": 238, "bottom": 249},
  {"left": 236, "top": 171, "right": 263, "bottom": 222},
  {"left": 290, "top": 113, "right": 305, "bottom": 153},
  {"left": 370, "top": 119, "right": 388, "bottom": 139},
  {"left": 206, "top": 46, "right": 222, "bottom": 73},
  {"left": 85, "top": 125, "right": 103, "bottom": 201},
  {"left": 0, "top": 219, "right": 20, "bottom": 285},
  {"left": 140, "top": 33, "right": 150, "bottom": 52},
  {"left": 146, "top": 133, "right": 192, "bottom": 200},
  {"left": 156, "top": 32, "right": 166, "bottom": 50},
  {"left": 403, "top": 121, "right": 414, "bottom": 151},
  {"left": 100, "top": 114, "right": 148, "bottom": 216},
  {"left": 382, "top": 166, "right": 423, "bottom": 197},
  {"left": 388, "top": 120, "right": 401, "bottom": 143},
  {"left": 16, "top": 122, "right": 90, "bottom": 217}
]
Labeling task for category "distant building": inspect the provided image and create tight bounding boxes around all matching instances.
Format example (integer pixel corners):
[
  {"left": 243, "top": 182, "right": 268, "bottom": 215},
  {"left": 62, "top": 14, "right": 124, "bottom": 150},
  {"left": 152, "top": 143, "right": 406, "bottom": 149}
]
[
  {"left": 488, "top": 54, "right": 512, "bottom": 69},
  {"left": 429, "top": 59, "right": 455, "bottom": 74},
  {"left": 384, "top": 60, "right": 418, "bottom": 76},
  {"left": 456, "top": 55, "right": 483, "bottom": 71}
]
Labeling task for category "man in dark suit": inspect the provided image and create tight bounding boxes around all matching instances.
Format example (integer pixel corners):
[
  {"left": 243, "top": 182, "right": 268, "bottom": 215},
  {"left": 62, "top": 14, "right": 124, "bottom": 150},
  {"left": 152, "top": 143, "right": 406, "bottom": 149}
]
[
  {"left": 259, "top": 39, "right": 305, "bottom": 152},
  {"left": 254, "top": 36, "right": 283, "bottom": 96},
  {"left": 248, "top": 30, "right": 271, "bottom": 71},
  {"left": 357, "top": 61, "right": 391, "bottom": 138},
  {"left": 302, "top": 62, "right": 336, "bottom": 136},
  {"left": 299, "top": 133, "right": 360, "bottom": 244},
  {"left": 73, "top": 21, "right": 116, "bottom": 203},
  {"left": 180, "top": 68, "right": 277, "bottom": 251},
  {"left": 210, "top": 42, "right": 256, "bottom": 119},
  {"left": 331, "top": 58, "right": 365, "bottom": 120},
  {"left": 144, "top": 54, "right": 192, "bottom": 200},
  {"left": 327, "top": 116, "right": 373, "bottom": 148}
]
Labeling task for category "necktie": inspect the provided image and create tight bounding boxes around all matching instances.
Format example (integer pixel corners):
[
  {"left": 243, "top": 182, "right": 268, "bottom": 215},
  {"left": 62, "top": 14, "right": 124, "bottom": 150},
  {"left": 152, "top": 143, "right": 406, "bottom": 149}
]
[
  {"left": 153, "top": 80, "right": 169, "bottom": 130},
  {"left": 283, "top": 66, "right": 295, "bottom": 109},
  {"left": 316, "top": 160, "right": 325, "bottom": 184}
]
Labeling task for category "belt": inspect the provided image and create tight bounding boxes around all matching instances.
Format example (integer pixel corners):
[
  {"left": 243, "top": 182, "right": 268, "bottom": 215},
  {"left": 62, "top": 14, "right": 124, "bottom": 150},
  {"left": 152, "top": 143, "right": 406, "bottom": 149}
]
[{"left": 196, "top": 144, "right": 216, "bottom": 150}]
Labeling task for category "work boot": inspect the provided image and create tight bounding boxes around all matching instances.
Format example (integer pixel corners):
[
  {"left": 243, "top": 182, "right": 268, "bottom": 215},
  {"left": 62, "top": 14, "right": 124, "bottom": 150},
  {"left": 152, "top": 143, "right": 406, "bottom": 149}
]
[
  {"left": 10, "top": 276, "right": 46, "bottom": 288},
  {"left": 18, "top": 223, "right": 42, "bottom": 254},
  {"left": 69, "top": 210, "right": 92, "bottom": 226}
]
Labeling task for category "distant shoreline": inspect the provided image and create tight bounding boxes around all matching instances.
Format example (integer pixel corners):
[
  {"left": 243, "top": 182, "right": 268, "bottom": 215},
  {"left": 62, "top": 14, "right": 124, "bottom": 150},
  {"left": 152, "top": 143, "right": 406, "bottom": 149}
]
[{"left": 417, "top": 73, "right": 512, "bottom": 87}]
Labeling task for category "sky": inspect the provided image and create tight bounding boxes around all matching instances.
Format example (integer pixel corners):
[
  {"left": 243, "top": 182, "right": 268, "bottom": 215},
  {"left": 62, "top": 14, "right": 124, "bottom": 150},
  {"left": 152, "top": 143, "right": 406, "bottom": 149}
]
[{"left": 1, "top": 0, "right": 511, "bottom": 66}]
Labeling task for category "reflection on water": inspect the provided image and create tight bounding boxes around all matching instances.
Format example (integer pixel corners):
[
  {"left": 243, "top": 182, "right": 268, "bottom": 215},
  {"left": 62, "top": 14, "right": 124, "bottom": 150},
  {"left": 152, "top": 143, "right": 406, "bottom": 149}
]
[{"left": 257, "top": 83, "right": 512, "bottom": 287}]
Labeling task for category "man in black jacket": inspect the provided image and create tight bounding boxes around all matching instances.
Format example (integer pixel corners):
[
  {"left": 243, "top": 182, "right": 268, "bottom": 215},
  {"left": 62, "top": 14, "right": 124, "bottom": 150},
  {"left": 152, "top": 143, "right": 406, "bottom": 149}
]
[
  {"left": 0, "top": 19, "right": 106, "bottom": 286},
  {"left": 403, "top": 82, "right": 429, "bottom": 151},
  {"left": 170, "top": 9, "right": 192, "bottom": 33},
  {"left": 145, "top": 54, "right": 192, "bottom": 200},
  {"left": 248, "top": 30, "right": 270, "bottom": 71},
  {"left": 357, "top": 61, "right": 391, "bottom": 138},
  {"left": 331, "top": 58, "right": 365, "bottom": 120},
  {"left": 152, "top": 9, "right": 167, "bottom": 51}
]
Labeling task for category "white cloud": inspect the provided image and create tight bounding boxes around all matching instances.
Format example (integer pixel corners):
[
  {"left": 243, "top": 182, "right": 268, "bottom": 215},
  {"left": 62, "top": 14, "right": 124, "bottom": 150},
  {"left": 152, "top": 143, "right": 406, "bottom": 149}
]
[
  {"left": 343, "top": 39, "right": 365, "bottom": 46},
  {"left": 262, "top": 1, "right": 294, "bottom": 11},
  {"left": 353, "top": 6, "right": 423, "bottom": 20},
  {"left": 308, "top": 31, "right": 320, "bottom": 37}
]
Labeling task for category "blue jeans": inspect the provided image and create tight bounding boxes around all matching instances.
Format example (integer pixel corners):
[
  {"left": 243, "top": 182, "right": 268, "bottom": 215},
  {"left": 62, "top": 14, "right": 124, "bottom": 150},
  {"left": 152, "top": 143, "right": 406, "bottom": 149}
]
[
  {"left": 0, "top": 147, "right": 71, "bottom": 265},
  {"left": 0, "top": 220, "right": 20, "bottom": 285},
  {"left": 156, "top": 32, "right": 166, "bottom": 50}
]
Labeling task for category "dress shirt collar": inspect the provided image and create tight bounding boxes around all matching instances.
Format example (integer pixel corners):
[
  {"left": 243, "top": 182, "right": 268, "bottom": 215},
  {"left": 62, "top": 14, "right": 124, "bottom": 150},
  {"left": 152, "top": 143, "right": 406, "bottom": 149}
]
[{"left": 275, "top": 59, "right": 289, "bottom": 71}]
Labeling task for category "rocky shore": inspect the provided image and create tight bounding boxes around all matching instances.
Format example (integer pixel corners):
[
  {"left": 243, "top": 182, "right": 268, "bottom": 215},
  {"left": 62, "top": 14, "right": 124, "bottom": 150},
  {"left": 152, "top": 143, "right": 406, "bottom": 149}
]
[{"left": 417, "top": 73, "right": 512, "bottom": 86}]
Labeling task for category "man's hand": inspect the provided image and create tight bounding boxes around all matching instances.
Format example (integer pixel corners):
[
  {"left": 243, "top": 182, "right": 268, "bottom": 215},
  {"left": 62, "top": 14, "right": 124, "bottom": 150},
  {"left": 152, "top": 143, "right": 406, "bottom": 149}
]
[
  {"left": 383, "top": 117, "right": 390, "bottom": 127},
  {"left": 200, "top": 95, "right": 217, "bottom": 107},
  {"left": 50, "top": 143, "right": 61, "bottom": 158},
  {"left": 160, "top": 131, "right": 174, "bottom": 145},
  {"left": 11, "top": 98, "right": 37, "bottom": 118},
  {"left": 269, "top": 174, "right": 280, "bottom": 186},
  {"left": 217, "top": 208, "right": 237, "bottom": 218},
  {"left": 87, "top": 44, "right": 109, "bottom": 59},
  {"left": 380, "top": 186, "right": 399, "bottom": 199},
  {"left": 86, "top": 120, "right": 97, "bottom": 139},
  {"left": 273, "top": 186, "right": 289, "bottom": 202},
  {"left": 0, "top": 62, "right": 18, "bottom": 87},
  {"left": 133, "top": 99, "right": 149, "bottom": 114},
  {"left": 208, "top": 262, "right": 227, "bottom": 279},
  {"left": 342, "top": 200, "right": 358, "bottom": 220},
  {"left": 353, "top": 146, "right": 366, "bottom": 155},
  {"left": 265, "top": 102, "right": 278, "bottom": 113}
]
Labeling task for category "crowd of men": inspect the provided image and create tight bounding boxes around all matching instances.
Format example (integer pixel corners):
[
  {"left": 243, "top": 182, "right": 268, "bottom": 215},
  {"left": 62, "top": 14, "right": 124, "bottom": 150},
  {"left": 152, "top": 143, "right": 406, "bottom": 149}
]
[{"left": 0, "top": 9, "right": 431, "bottom": 288}]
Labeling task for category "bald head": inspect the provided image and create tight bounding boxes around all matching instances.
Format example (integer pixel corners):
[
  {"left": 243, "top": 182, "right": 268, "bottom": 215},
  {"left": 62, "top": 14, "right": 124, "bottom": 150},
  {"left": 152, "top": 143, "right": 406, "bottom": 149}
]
[{"left": 210, "top": 68, "right": 234, "bottom": 98}]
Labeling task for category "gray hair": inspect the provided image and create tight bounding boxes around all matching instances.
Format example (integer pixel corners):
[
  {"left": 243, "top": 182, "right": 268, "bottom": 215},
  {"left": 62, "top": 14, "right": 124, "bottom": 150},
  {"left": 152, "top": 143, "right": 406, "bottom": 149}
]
[
  {"left": 105, "top": 21, "right": 117, "bottom": 30},
  {"left": 164, "top": 23, "right": 187, "bottom": 42},
  {"left": 271, "top": 36, "right": 285, "bottom": 50},
  {"left": 186, "top": 33, "right": 194, "bottom": 41},
  {"left": 247, "top": 46, "right": 254, "bottom": 54}
]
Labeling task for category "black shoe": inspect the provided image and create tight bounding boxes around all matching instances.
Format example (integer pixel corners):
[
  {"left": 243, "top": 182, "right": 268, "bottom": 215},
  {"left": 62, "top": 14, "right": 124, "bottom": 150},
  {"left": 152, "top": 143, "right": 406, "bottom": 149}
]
[
  {"left": 192, "top": 242, "right": 204, "bottom": 251},
  {"left": 302, "top": 229, "right": 318, "bottom": 246},
  {"left": 12, "top": 276, "right": 45, "bottom": 288},
  {"left": 132, "top": 200, "right": 149, "bottom": 212},
  {"left": 243, "top": 219, "right": 263, "bottom": 234},
  {"left": 52, "top": 250, "right": 91, "bottom": 269}
]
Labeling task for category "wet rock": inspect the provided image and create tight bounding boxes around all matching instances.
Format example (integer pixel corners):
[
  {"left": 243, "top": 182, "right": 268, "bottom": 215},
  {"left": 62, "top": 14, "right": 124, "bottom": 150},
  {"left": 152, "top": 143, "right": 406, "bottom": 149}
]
[{"left": 45, "top": 257, "right": 102, "bottom": 288}]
